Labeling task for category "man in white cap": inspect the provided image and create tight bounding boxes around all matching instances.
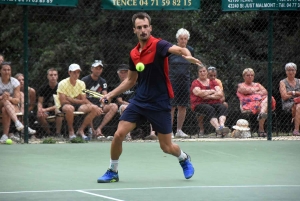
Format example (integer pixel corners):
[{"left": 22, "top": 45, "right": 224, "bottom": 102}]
[
  {"left": 81, "top": 60, "right": 118, "bottom": 138},
  {"left": 57, "top": 63, "right": 103, "bottom": 140}
]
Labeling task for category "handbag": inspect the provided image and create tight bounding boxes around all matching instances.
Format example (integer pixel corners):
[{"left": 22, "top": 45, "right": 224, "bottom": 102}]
[{"left": 294, "top": 97, "right": 300, "bottom": 104}]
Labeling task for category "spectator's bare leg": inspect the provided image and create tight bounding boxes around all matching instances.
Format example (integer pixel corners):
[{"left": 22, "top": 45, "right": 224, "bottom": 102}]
[
  {"left": 62, "top": 104, "right": 75, "bottom": 135},
  {"left": 294, "top": 104, "right": 300, "bottom": 131},
  {"left": 210, "top": 117, "right": 220, "bottom": 129},
  {"left": 37, "top": 115, "right": 51, "bottom": 135},
  {"left": 1, "top": 105, "right": 11, "bottom": 134},
  {"left": 3, "top": 101, "right": 18, "bottom": 122},
  {"left": 218, "top": 115, "right": 226, "bottom": 127},
  {"left": 55, "top": 116, "right": 63, "bottom": 134},
  {"left": 20, "top": 91, "right": 24, "bottom": 113},
  {"left": 171, "top": 106, "right": 176, "bottom": 126},
  {"left": 258, "top": 119, "right": 266, "bottom": 132},
  {"left": 260, "top": 98, "right": 268, "bottom": 113},
  {"left": 77, "top": 104, "right": 101, "bottom": 137},
  {"left": 177, "top": 106, "right": 186, "bottom": 131},
  {"left": 111, "top": 121, "right": 136, "bottom": 160},
  {"left": 96, "top": 103, "right": 118, "bottom": 135},
  {"left": 198, "top": 116, "right": 204, "bottom": 133}
]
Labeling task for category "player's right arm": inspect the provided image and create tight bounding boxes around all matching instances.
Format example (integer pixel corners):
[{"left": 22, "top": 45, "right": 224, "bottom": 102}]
[{"left": 104, "top": 70, "right": 137, "bottom": 103}]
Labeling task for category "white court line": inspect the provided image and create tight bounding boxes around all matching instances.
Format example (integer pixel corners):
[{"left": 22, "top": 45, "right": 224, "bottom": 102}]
[
  {"left": 0, "top": 185, "right": 300, "bottom": 194},
  {"left": 76, "top": 190, "right": 124, "bottom": 201}
]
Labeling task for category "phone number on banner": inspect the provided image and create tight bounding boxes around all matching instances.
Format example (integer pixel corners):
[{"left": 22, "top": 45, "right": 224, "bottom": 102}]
[{"left": 102, "top": 0, "right": 200, "bottom": 10}]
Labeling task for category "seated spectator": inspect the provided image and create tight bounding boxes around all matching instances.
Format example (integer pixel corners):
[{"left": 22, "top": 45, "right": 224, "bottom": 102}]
[
  {"left": 279, "top": 62, "right": 300, "bottom": 136},
  {"left": 14, "top": 73, "right": 36, "bottom": 135},
  {"left": 57, "top": 63, "right": 103, "bottom": 140},
  {"left": 81, "top": 60, "right": 118, "bottom": 139},
  {"left": 190, "top": 65, "right": 230, "bottom": 137},
  {"left": 37, "top": 68, "right": 63, "bottom": 137},
  {"left": 198, "top": 66, "right": 228, "bottom": 135},
  {"left": 115, "top": 64, "right": 135, "bottom": 140},
  {"left": 0, "top": 62, "right": 24, "bottom": 142},
  {"left": 237, "top": 68, "right": 276, "bottom": 137}
]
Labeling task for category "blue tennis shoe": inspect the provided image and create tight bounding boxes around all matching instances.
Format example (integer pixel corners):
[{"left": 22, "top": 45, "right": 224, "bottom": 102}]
[
  {"left": 97, "top": 169, "right": 119, "bottom": 183},
  {"left": 179, "top": 153, "right": 194, "bottom": 179}
]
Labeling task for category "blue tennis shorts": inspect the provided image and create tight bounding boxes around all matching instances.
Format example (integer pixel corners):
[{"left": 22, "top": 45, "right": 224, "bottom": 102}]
[{"left": 119, "top": 103, "right": 172, "bottom": 134}]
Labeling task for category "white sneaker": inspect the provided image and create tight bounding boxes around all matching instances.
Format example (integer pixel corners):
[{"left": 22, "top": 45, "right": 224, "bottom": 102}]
[
  {"left": 69, "top": 135, "right": 76, "bottom": 140},
  {"left": 171, "top": 132, "right": 174, "bottom": 139},
  {"left": 10, "top": 134, "right": 20, "bottom": 142},
  {"left": 0, "top": 134, "right": 8, "bottom": 143},
  {"left": 97, "top": 136, "right": 107, "bottom": 140},
  {"left": 21, "top": 127, "right": 36, "bottom": 135},
  {"left": 15, "top": 121, "right": 24, "bottom": 131},
  {"left": 106, "top": 136, "right": 114, "bottom": 141},
  {"left": 175, "top": 130, "right": 189, "bottom": 138}
]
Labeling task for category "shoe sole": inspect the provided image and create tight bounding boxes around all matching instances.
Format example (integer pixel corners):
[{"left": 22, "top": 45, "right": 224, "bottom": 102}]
[{"left": 97, "top": 178, "right": 119, "bottom": 183}]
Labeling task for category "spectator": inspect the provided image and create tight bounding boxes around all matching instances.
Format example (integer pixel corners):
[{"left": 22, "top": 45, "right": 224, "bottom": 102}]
[
  {"left": 37, "top": 68, "right": 63, "bottom": 137},
  {"left": 237, "top": 68, "right": 276, "bottom": 137},
  {"left": 197, "top": 66, "right": 228, "bottom": 135},
  {"left": 81, "top": 60, "right": 118, "bottom": 139},
  {"left": 14, "top": 73, "right": 37, "bottom": 137},
  {"left": 279, "top": 62, "right": 300, "bottom": 136},
  {"left": 0, "top": 54, "right": 4, "bottom": 64},
  {"left": 190, "top": 65, "right": 230, "bottom": 137},
  {"left": 168, "top": 28, "right": 192, "bottom": 138},
  {"left": 115, "top": 64, "right": 135, "bottom": 140},
  {"left": 0, "top": 62, "right": 25, "bottom": 142},
  {"left": 57, "top": 63, "right": 102, "bottom": 140}
]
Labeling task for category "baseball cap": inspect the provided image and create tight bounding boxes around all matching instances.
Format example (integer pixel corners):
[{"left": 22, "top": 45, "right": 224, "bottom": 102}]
[
  {"left": 117, "top": 64, "right": 129, "bottom": 71},
  {"left": 92, "top": 60, "right": 103, "bottom": 68},
  {"left": 68, "top": 63, "right": 81, "bottom": 71}
]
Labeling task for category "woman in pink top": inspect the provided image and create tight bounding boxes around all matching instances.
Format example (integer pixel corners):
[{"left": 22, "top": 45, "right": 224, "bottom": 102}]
[{"left": 237, "top": 68, "right": 276, "bottom": 137}]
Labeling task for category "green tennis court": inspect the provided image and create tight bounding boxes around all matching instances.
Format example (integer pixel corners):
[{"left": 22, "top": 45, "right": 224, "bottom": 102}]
[{"left": 1, "top": 140, "right": 300, "bottom": 201}]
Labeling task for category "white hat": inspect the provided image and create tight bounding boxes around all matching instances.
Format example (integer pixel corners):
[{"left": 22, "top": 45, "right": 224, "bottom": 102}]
[
  {"left": 232, "top": 119, "right": 250, "bottom": 131},
  {"left": 68, "top": 63, "right": 81, "bottom": 71},
  {"left": 92, "top": 60, "right": 103, "bottom": 68}
]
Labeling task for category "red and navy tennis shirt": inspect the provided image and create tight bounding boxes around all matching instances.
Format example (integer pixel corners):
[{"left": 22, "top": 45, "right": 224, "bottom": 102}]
[{"left": 129, "top": 36, "right": 174, "bottom": 110}]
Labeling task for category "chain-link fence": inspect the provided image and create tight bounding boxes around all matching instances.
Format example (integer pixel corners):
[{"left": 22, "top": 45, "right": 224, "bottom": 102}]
[{"left": 1, "top": 0, "right": 300, "bottom": 140}]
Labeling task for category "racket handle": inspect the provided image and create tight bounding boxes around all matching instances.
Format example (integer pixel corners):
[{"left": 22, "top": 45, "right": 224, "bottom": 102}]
[{"left": 103, "top": 99, "right": 109, "bottom": 104}]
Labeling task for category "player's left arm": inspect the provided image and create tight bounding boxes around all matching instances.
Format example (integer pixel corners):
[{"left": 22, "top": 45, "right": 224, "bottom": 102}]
[{"left": 168, "top": 45, "right": 202, "bottom": 66}]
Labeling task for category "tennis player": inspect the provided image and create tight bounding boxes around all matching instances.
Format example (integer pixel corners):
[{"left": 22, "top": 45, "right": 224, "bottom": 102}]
[{"left": 97, "top": 12, "right": 202, "bottom": 183}]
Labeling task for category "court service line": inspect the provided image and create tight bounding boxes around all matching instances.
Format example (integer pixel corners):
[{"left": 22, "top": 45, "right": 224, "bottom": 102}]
[
  {"left": 1, "top": 185, "right": 300, "bottom": 194},
  {"left": 76, "top": 190, "right": 124, "bottom": 201}
]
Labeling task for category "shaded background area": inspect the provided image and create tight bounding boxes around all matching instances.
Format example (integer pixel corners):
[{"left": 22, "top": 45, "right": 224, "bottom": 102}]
[{"left": 1, "top": 0, "right": 300, "bottom": 137}]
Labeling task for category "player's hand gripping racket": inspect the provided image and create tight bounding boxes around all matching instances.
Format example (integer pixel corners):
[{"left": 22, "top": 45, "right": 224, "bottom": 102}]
[{"left": 82, "top": 89, "right": 109, "bottom": 104}]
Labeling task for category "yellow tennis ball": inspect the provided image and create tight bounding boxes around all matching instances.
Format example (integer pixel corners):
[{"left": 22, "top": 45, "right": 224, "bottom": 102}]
[
  {"left": 136, "top": 62, "right": 145, "bottom": 72},
  {"left": 6, "top": 139, "right": 13, "bottom": 145}
]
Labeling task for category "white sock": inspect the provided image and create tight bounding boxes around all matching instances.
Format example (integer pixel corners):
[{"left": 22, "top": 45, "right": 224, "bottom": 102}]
[
  {"left": 177, "top": 150, "right": 187, "bottom": 161},
  {"left": 109, "top": 159, "right": 119, "bottom": 172}
]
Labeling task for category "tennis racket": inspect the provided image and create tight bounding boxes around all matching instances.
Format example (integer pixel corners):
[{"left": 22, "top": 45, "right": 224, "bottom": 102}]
[{"left": 82, "top": 89, "right": 109, "bottom": 104}]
